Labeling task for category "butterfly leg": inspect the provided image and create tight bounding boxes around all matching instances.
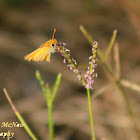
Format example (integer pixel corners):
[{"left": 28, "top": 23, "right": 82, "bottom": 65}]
[{"left": 46, "top": 54, "right": 50, "bottom": 63}]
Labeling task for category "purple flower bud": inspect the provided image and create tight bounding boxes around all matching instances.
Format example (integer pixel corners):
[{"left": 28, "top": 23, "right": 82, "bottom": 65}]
[
  {"left": 94, "top": 41, "right": 99, "bottom": 46},
  {"left": 89, "top": 62, "right": 93, "bottom": 65},
  {"left": 59, "top": 42, "right": 98, "bottom": 89},
  {"left": 63, "top": 58, "right": 67, "bottom": 63},
  {"left": 86, "top": 71, "right": 90, "bottom": 75},
  {"left": 67, "top": 63, "right": 71, "bottom": 67},
  {"left": 65, "top": 49, "right": 70, "bottom": 52},
  {"left": 92, "top": 47, "right": 95, "bottom": 52},
  {"left": 77, "top": 74, "right": 81, "bottom": 78},
  {"left": 67, "top": 53, "right": 70, "bottom": 56},
  {"left": 94, "top": 58, "right": 98, "bottom": 61},
  {"left": 62, "top": 53, "right": 65, "bottom": 56},
  {"left": 94, "top": 41, "right": 97, "bottom": 45},
  {"left": 94, "top": 64, "right": 97, "bottom": 67},
  {"left": 61, "top": 43, "right": 66, "bottom": 46},
  {"left": 92, "top": 69, "right": 95, "bottom": 73},
  {"left": 83, "top": 41, "right": 99, "bottom": 89},
  {"left": 73, "top": 69, "right": 80, "bottom": 74},
  {"left": 89, "top": 56, "right": 93, "bottom": 59},
  {"left": 57, "top": 42, "right": 61, "bottom": 46},
  {"left": 72, "top": 58, "right": 77, "bottom": 65},
  {"left": 70, "top": 66, "right": 73, "bottom": 70},
  {"left": 79, "top": 78, "right": 82, "bottom": 81}
]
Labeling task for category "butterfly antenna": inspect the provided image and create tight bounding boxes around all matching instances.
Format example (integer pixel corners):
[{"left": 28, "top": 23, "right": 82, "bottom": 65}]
[{"left": 52, "top": 29, "right": 56, "bottom": 39}]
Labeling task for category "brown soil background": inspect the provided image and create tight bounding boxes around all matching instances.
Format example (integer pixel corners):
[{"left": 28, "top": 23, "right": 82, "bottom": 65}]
[{"left": 0, "top": 0, "right": 140, "bottom": 140}]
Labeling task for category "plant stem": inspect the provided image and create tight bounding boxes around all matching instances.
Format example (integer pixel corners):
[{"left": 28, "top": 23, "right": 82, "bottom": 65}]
[
  {"left": 36, "top": 71, "right": 62, "bottom": 140},
  {"left": 48, "top": 103, "right": 54, "bottom": 140},
  {"left": 52, "top": 73, "right": 62, "bottom": 102},
  {"left": 80, "top": 25, "right": 104, "bottom": 60},
  {"left": 105, "top": 30, "right": 117, "bottom": 61},
  {"left": 87, "top": 88, "right": 96, "bottom": 140},
  {"left": 80, "top": 25, "right": 140, "bottom": 139},
  {"left": 3, "top": 88, "right": 38, "bottom": 140},
  {"left": 115, "top": 81, "right": 140, "bottom": 138}
]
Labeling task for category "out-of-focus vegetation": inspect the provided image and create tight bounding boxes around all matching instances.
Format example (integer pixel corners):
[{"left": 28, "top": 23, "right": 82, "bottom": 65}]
[{"left": 0, "top": 0, "right": 140, "bottom": 140}]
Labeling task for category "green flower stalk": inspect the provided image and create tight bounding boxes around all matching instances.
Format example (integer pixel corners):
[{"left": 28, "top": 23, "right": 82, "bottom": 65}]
[
  {"left": 36, "top": 71, "right": 62, "bottom": 140},
  {"left": 58, "top": 41, "right": 98, "bottom": 140},
  {"left": 57, "top": 41, "right": 98, "bottom": 89},
  {"left": 84, "top": 41, "right": 98, "bottom": 89}
]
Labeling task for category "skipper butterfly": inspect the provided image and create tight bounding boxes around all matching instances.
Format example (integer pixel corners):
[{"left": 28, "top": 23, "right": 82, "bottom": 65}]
[{"left": 24, "top": 29, "right": 58, "bottom": 62}]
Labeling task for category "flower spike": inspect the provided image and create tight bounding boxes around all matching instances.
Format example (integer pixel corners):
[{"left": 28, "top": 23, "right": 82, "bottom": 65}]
[{"left": 58, "top": 41, "right": 98, "bottom": 89}]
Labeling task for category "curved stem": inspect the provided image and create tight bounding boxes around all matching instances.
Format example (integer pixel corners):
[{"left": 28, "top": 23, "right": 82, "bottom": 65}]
[
  {"left": 60, "top": 46, "right": 86, "bottom": 84},
  {"left": 3, "top": 89, "right": 38, "bottom": 140}
]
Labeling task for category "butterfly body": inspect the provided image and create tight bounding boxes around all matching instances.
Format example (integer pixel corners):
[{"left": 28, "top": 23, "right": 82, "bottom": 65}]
[{"left": 24, "top": 29, "right": 57, "bottom": 62}]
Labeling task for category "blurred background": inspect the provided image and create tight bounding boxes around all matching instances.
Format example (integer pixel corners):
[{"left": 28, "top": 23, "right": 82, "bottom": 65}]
[{"left": 0, "top": 0, "right": 140, "bottom": 140}]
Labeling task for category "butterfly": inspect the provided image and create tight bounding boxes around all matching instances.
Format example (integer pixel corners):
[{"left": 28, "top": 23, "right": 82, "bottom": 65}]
[{"left": 24, "top": 29, "right": 59, "bottom": 62}]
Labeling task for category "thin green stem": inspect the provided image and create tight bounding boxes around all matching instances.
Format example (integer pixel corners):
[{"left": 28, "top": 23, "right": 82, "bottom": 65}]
[
  {"left": 52, "top": 73, "right": 62, "bottom": 102},
  {"left": 104, "top": 63, "right": 140, "bottom": 138},
  {"left": 80, "top": 25, "right": 104, "bottom": 60},
  {"left": 87, "top": 88, "right": 96, "bottom": 140},
  {"left": 48, "top": 104, "right": 54, "bottom": 140},
  {"left": 114, "top": 43, "right": 121, "bottom": 79},
  {"left": 103, "top": 57, "right": 140, "bottom": 138},
  {"left": 80, "top": 25, "right": 140, "bottom": 139},
  {"left": 36, "top": 71, "right": 62, "bottom": 140},
  {"left": 36, "top": 70, "right": 49, "bottom": 102},
  {"left": 115, "top": 81, "right": 140, "bottom": 138},
  {"left": 60, "top": 44, "right": 97, "bottom": 140},
  {"left": 105, "top": 30, "right": 117, "bottom": 61},
  {"left": 3, "top": 88, "right": 38, "bottom": 140}
]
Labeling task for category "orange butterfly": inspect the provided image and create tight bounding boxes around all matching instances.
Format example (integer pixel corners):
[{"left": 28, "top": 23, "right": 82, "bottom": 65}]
[{"left": 24, "top": 29, "right": 58, "bottom": 62}]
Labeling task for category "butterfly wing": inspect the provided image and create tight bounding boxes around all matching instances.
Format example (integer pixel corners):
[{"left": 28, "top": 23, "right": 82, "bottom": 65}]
[{"left": 24, "top": 47, "right": 51, "bottom": 62}]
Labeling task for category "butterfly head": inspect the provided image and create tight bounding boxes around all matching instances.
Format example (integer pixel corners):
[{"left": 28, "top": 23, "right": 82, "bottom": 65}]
[
  {"left": 49, "top": 29, "right": 60, "bottom": 51},
  {"left": 44, "top": 29, "right": 57, "bottom": 49},
  {"left": 49, "top": 39, "right": 57, "bottom": 53},
  {"left": 50, "top": 29, "right": 57, "bottom": 48}
]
